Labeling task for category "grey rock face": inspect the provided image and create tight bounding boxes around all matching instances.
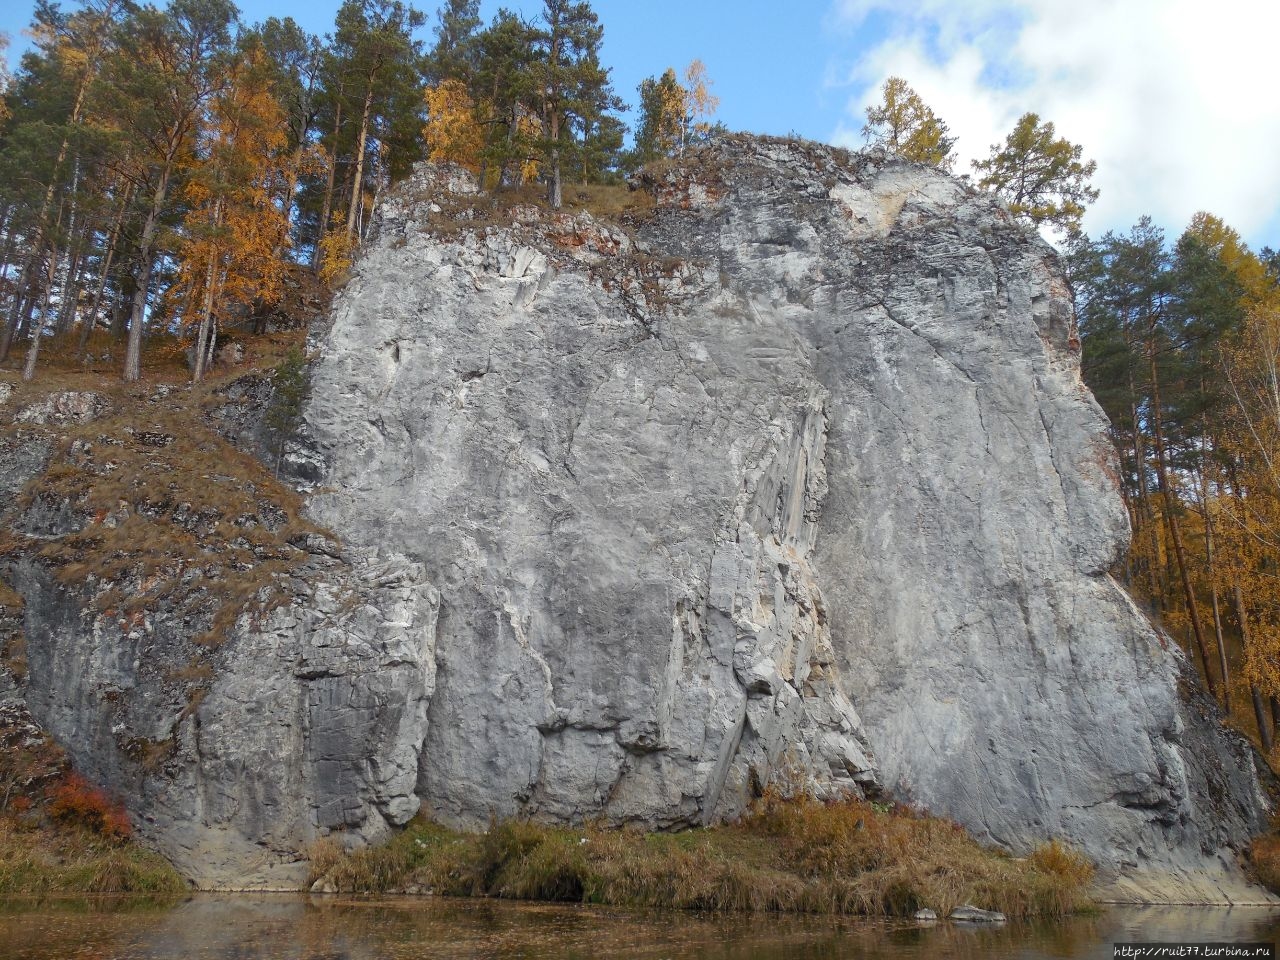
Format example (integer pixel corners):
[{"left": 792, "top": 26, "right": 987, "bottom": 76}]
[
  {"left": 300, "top": 136, "right": 1271, "bottom": 900},
  {"left": 9, "top": 549, "right": 437, "bottom": 889},
  {"left": 11, "top": 390, "right": 106, "bottom": 425},
  {"left": 0, "top": 136, "right": 1268, "bottom": 900}
]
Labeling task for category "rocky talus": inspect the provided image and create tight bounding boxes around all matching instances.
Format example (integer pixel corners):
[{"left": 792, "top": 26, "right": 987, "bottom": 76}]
[{"left": 0, "top": 135, "right": 1270, "bottom": 899}]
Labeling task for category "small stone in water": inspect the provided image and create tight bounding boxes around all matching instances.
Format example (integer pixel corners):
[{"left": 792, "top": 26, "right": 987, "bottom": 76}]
[{"left": 950, "top": 905, "right": 1006, "bottom": 922}]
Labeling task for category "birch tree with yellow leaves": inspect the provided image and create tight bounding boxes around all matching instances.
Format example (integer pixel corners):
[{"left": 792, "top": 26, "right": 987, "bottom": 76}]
[{"left": 176, "top": 45, "right": 289, "bottom": 380}]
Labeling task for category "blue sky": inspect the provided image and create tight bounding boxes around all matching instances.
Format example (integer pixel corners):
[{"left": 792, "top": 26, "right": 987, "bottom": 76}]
[{"left": 4, "top": 0, "right": 1279, "bottom": 253}]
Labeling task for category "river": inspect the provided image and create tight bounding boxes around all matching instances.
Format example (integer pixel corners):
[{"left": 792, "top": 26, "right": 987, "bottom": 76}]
[{"left": 0, "top": 896, "right": 1276, "bottom": 959}]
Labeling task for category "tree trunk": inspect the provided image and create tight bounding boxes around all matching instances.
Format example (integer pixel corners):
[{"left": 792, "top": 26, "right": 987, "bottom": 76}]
[
  {"left": 4, "top": 34, "right": 100, "bottom": 360},
  {"left": 477, "top": 76, "right": 502, "bottom": 190},
  {"left": 346, "top": 82, "right": 375, "bottom": 242},
  {"left": 1130, "top": 396, "right": 1166, "bottom": 610},
  {"left": 1, "top": 261, "right": 37, "bottom": 361},
  {"left": 55, "top": 239, "right": 87, "bottom": 336},
  {"left": 1234, "top": 585, "right": 1272, "bottom": 752},
  {"left": 124, "top": 164, "right": 173, "bottom": 382},
  {"left": 1148, "top": 348, "right": 1216, "bottom": 698},
  {"left": 1199, "top": 433, "right": 1231, "bottom": 713},
  {"left": 21, "top": 246, "right": 59, "bottom": 381},
  {"left": 276, "top": 144, "right": 305, "bottom": 260},
  {"left": 192, "top": 209, "right": 221, "bottom": 382},
  {"left": 313, "top": 99, "right": 343, "bottom": 270},
  {"left": 80, "top": 185, "right": 132, "bottom": 357},
  {"left": 548, "top": 108, "right": 562, "bottom": 209},
  {"left": 51, "top": 158, "right": 84, "bottom": 335}
]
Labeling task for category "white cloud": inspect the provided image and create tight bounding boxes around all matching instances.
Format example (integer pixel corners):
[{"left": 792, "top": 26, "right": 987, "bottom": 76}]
[{"left": 827, "top": 0, "right": 1280, "bottom": 248}]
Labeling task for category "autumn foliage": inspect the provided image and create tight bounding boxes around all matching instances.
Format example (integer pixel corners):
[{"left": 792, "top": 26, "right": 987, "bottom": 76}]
[
  {"left": 0, "top": 0, "right": 637, "bottom": 382},
  {"left": 1076, "top": 212, "right": 1280, "bottom": 757},
  {"left": 47, "top": 772, "right": 132, "bottom": 841},
  {"left": 423, "top": 78, "right": 484, "bottom": 171}
]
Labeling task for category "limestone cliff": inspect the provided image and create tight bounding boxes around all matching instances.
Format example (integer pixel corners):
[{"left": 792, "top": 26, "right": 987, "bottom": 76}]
[
  {"left": 0, "top": 134, "right": 1270, "bottom": 900},
  {"left": 299, "top": 137, "right": 1270, "bottom": 901}
]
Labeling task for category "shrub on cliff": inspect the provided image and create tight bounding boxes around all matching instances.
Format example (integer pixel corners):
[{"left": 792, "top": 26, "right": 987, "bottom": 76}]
[
  {"left": 47, "top": 772, "right": 131, "bottom": 841},
  {"left": 264, "top": 347, "right": 310, "bottom": 475}
]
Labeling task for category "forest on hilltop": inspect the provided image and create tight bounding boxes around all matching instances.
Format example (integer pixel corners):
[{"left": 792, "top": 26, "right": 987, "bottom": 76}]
[{"left": 0, "top": 0, "right": 720, "bottom": 384}]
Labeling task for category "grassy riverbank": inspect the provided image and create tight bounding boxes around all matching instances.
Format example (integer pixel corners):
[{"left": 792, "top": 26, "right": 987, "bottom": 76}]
[
  {"left": 0, "top": 709, "right": 186, "bottom": 896},
  {"left": 309, "top": 795, "right": 1094, "bottom": 919},
  {"left": 0, "top": 820, "right": 186, "bottom": 896},
  {"left": 1248, "top": 832, "right": 1280, "bottom": 894}
]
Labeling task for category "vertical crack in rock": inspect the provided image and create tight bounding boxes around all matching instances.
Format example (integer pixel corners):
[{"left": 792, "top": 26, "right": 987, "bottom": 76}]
[{"left": 704, "top": 395, "right": 879, "bottom": 819}]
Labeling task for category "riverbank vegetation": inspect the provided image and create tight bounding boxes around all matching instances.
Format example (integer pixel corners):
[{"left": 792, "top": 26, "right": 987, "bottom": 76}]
[
  {"left": 1248, "top": 833, "right": 1280, "bottom": 894},
  {"left": 0, "top": 710, "right": 186, "bottom": 895},
  {"left": 308, "top": 794, "right": 1094, "bottom": 919}
]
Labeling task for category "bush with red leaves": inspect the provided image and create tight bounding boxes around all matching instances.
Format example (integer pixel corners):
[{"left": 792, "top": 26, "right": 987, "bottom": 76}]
[{"left": 46, "top": 772, "right": 131, "bottom": 840}]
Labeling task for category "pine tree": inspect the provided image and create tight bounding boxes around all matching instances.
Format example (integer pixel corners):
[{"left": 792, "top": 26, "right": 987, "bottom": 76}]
[
  {"left": 472, "top": 10, "right": 539, "bottom": 188},
  {"left": 0, "top": 0, "right": 125, "bottom": 371},
  {"left": 861, "top": 76, "right": 955, "bottom": 170},
  {"left": 974, "top": 112, "right": 1098, "bottom": 235},
  {"left": 253, "top": 17, "right": 326, "bottom": 258},
  {"left": 100, "top": 0, "right": 238, "bottom": 381},
  {"left": 631, "top": 68, "right": 683, "bottom": 165},
  {"left": 427, "top": 0, "right": 481, "bottom": 85},
  {"left": 328, "top": 0, "right": 425, "bottom": 243},
  {"left": 533, "top": 0, "right": 616, "bottom": 208}
]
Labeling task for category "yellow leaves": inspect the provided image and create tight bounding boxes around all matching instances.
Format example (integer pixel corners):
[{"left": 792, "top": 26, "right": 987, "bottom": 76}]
[
  {"left": 1186, "top": 212, "right": 1272, "bottom": 309},
  {"left": 682, "top": 59, "right": 719, "bottom": 142},
  {"left": 637, "top": 59, "right": 719, "bottom": 162},
  {"left": 650, "top": 69, "right": 684, "bottom": 156},
  {"left": 318, "top": 225, "right": 355, "bottom": 287},
  {"left": 172, "top": 46, "right": 293, "bottom": 331},
  {"left": 423, "top": 79, "right": 484, "bottom": 172},
  {"left": 863, "top": 76, "right": 955, "bottom": 172}
]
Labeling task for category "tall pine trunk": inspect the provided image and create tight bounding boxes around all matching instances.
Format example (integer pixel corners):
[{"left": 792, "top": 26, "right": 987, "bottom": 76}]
[
  {"left": 80, "top": 185, "right": 133, "bottom": 357},
  {"left": 1148, "top": 346, "right": 1216, "bottom": 698},
  {"left": 346, "top": 82, "right": 375, "bottom": 242},
  {"left": 1200, "top": 431, "right": 1231, "bottom": 713},
  {"left": 192, "top": 201, "right": 223, "bottom": 382},
  {"left": 124, "top": 164, "right": 174, "bottom": 382},
  {"left": 313, "top": 100, "right": 343, "bottom": 270},
  {"left": 1236, "top": 585, "right": 1273, "bottom": 752},
  {"left": 21, "top": 245, "right": 59, "bottom": 381}
]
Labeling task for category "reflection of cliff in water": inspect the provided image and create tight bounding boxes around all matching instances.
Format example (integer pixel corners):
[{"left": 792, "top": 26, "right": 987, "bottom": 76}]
[{"left": 1, "top": 896, "right": 1278, "bottom": 960}]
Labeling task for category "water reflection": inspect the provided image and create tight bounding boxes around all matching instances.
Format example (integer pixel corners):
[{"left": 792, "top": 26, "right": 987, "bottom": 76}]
[{"left": 0, "top": 895, "right": 1276, "bottom": 960}]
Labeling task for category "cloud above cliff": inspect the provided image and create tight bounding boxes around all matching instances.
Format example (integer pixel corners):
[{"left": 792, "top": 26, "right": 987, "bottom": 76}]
[{"left": 826, "top": 0, "right": 1280, "bottom": 247}]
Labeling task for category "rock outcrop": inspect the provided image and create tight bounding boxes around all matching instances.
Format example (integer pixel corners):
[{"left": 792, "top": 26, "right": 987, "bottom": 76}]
[
  {"left": 0, "top": 134, "right": 1269, "bottom": 899},
  {"left": 8, "top": 545, "right": 436, "bottom": 888},
  {"left": 300, "top": 136, "right": 1270, "bottom": 900}
]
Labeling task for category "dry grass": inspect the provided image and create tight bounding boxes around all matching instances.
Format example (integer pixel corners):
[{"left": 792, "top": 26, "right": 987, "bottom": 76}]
[
  {"left": 0, "top": 327, "right": 326, "bottom": 652},
  {"left": 308, "top": 797, "right": 1094, "bottom": 919},
  {"left": 1248, "top": 832, "right": 1280, "bottom": 893},
  {"left": 0, "top": 819, "right": 185, "bottom": 896},
  {"left": 413, "top": 179, "right": 657, "bottom": 243}
]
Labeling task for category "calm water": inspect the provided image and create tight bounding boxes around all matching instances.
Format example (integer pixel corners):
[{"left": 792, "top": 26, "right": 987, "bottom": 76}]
[{"left": 0, "top": 896, "right": 1276, "bottom": 959}]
